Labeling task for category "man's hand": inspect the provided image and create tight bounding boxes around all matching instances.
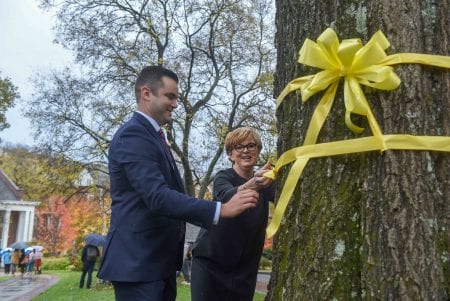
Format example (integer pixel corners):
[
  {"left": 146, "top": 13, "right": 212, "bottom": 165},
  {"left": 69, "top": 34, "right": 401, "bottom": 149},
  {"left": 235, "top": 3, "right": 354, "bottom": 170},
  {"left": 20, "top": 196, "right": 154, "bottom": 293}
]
[{"left": 220, "top": 189, "right": 259, "bottom": 218}]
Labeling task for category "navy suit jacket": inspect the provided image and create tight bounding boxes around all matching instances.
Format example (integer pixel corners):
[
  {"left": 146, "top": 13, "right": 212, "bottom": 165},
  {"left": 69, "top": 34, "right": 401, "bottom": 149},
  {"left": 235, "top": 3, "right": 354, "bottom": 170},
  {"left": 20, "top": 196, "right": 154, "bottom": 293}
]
[{"left": 98, "top": 112, "right": 216, "bottom": 282}]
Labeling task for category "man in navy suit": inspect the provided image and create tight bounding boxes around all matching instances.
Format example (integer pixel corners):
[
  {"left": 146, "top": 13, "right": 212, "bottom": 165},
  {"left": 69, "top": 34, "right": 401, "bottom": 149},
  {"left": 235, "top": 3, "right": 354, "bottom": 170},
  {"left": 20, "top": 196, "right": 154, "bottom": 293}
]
[{"left": 98, "top": 65, "right": 259, "bottom": 301}]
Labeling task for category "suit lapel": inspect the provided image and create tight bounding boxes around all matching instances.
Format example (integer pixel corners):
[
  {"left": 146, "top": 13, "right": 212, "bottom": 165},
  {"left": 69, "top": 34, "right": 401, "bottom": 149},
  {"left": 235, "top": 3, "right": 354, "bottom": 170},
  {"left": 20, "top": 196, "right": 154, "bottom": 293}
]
[{"left": 132, "top": 113, "right": 185, "bottom": 192}]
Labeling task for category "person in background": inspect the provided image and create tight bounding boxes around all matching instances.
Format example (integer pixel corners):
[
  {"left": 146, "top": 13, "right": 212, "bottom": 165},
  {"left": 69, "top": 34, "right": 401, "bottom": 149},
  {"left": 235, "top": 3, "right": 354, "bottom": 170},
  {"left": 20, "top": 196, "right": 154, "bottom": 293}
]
[
  {"left": 97, "top": 66, "right": 259, "bottom": 301},
  {"left": 19, "top": 249, "right": 27, "bottom": 276},
  {"left": 34, "top": 249, "right": 43, "bottom": 274},
  {"left": 2, "top": 250, "right": 12, "bottom": 274},
  {"left": 191, "top": 127, "right": 274, "bottom": 301},
  {"left": 79, "top": 244, "right": 100, "bottom": 289},
  {"left": 11, "top": 249, "right": 19, "bottom": 276},
  {"left": 27, "top": 249, "right": 36, "bottom": 275},
  {"left": 180, "top": 242, "right": 192, "bottom": 285}
]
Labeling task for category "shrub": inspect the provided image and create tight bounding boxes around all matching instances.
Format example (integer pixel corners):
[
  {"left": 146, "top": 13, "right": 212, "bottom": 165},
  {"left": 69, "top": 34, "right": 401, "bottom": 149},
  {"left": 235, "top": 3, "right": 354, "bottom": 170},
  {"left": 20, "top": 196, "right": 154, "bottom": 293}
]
[
  {"left": 262, "top": 247, "right": 273, "bottom": 260},
  {"left": 42, "top": 256, "right": 73, "bottom": 271},
  {"left": 259, "top": 256, "right": 272, "bottom": 270}
]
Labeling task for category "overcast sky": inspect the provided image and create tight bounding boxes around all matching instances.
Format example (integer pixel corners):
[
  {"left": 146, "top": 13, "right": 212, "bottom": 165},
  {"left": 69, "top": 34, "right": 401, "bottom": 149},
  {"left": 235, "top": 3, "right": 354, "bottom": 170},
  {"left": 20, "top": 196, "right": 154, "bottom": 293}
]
[{"left": 0, "top": 0, "right": 72, "bottom": 146}]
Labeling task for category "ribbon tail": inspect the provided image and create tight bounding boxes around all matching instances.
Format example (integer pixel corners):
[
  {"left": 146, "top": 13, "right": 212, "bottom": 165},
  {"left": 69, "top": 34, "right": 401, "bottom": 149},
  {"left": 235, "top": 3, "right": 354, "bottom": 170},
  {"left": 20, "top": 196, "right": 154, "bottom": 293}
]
[
  {"left": 343, "top": 78, "right": 366, "bottom": 133},
  {"left": 381, "top": 53, "right": 450, "bottom": 69},
  {"left": 384, "top": 135, "right": 450, "bottom": 152},
  {"left": 367, "top": 110, "right": 387, "bottom": 151},
  {"left": 276, "top": 75, "right": 315, "bottom": 108},
  {"left": 266, "top": 158, "right": 309, "bottom": 238},
  {"left": 265, "top": 134, "right": 450, "bottom": 238},
  {"left": 304, "top": 81, "right": 339, "bottom": 145}
]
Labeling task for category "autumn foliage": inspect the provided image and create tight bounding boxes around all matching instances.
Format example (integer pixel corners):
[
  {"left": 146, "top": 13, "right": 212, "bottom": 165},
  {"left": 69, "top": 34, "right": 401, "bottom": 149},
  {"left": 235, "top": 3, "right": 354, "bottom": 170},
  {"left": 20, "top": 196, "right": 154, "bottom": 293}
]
[{"left": 34, "top": 191, "right": 105, "bottom": 255}]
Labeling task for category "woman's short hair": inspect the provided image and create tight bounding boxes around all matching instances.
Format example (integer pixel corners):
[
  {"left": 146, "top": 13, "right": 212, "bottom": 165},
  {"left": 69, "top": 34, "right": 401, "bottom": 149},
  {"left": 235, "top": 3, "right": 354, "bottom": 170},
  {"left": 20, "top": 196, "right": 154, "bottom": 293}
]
[{"left": 224, "top": 127, "right": 262, "bottom": 155}]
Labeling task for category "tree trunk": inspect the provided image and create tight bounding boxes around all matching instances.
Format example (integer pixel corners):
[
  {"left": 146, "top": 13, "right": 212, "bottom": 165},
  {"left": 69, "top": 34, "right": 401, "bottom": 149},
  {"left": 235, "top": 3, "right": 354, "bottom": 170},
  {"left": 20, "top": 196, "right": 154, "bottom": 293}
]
[{"left": 269, "top": 0, "right": 449, "bottom": 300}]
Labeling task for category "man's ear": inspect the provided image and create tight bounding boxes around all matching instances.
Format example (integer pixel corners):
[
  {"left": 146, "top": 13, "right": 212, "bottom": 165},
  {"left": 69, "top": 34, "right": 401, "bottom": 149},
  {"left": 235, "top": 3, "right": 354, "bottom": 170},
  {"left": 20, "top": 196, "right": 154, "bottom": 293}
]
[{"left": 141, "top": 86, "right": 151, "bottom": 98}]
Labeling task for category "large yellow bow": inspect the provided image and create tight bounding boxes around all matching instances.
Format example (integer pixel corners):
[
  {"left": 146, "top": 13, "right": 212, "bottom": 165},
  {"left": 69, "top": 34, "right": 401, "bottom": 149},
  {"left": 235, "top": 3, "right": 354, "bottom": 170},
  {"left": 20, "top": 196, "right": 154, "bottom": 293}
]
[{"left": 265, "top": 28, "right": 450, "bottom": 238}]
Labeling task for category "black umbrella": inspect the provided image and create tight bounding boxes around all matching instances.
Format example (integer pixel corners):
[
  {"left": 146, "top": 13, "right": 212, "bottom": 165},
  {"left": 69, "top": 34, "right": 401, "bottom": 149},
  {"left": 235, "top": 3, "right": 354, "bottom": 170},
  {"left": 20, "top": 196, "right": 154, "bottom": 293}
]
[{"left": 84, "top": 233, "right": 106, "bottom": 247}]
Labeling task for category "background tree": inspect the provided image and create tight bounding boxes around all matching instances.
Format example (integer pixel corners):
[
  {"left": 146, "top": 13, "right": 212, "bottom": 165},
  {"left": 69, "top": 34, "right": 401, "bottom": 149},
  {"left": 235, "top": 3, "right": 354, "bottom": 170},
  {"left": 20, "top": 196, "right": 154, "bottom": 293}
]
[
  {"left": 0, "top": 72, "right": 19, "bottom": 135},
  {"left": 35, "top": 195, "right": 70, "bottom": 255},
  {"left": 65, "top": 191, "right": 107, "bottom": 254},
  {"left": 269, "top": 0, "right": 449, "bottom": 300},
  {"left": 34, "top": 192, "right": 106, "bottom": 255},
  {"left": 31, "top": 0, "right": 276, "bottom": 198},
  {"left": 0, "top": 144, "right": 83, "bottom": 201},
  {"left": 0, "top": 145, "right": 110, "bottom": 254}
]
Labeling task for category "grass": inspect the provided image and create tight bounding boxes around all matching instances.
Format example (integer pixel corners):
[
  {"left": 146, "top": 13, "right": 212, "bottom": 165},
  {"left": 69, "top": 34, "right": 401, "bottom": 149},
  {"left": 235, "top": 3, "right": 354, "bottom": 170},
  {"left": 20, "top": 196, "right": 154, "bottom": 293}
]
[{"left": 33, "top": 270, "right": 266, "bottom": 300}]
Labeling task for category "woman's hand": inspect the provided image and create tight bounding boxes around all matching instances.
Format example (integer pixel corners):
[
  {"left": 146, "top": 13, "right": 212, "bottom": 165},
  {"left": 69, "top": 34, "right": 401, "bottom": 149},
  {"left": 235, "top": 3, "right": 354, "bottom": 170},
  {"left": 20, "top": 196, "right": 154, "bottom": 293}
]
[
  {"left": 254, "top": 160, "right": 273, "bottom": 188},
  {"left": 239, "top": 160, "right": 273, "bottom": 191}
]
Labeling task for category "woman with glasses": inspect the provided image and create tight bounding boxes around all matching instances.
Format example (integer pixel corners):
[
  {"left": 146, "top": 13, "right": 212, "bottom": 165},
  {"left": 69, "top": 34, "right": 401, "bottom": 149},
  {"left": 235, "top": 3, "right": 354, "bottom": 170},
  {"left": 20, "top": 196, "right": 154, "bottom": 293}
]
[{"left": 191, "top": 127, "right": 274, "bottom": 301}]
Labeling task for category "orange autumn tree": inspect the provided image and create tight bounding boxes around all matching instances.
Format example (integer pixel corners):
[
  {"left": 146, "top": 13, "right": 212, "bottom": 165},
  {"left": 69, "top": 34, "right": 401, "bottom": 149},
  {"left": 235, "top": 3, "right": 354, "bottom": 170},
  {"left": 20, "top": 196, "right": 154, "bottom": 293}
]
[
  {"left": 35, "top": 195, "right": 72, "bottom": 255},
  {"left": 68, "top": 191, "right": 105, "bottom": 251},
  {"left": 35, "top": 188, "right": 108, "bottom": 255}
]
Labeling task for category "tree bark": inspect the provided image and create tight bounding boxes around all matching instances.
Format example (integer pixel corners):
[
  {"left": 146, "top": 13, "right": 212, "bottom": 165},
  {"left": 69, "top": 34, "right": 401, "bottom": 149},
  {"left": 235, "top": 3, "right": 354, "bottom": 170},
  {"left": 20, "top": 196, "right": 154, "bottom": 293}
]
[{"left": 269, "top": 0, "right": 449, "bottom": 300}]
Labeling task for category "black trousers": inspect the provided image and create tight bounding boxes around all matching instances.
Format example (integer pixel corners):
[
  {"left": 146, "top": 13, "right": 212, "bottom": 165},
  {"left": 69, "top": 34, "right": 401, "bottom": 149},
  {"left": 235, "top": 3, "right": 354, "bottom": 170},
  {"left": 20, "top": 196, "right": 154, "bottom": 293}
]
[
  {"left": 191, "top": 257, "right": 256, "bottom": 301},
  {"left": 79, "top": 261, "right": 96, "bottom": 288},
  {"left": 112, "top": 275, "right": 176, "bottom": 301}
]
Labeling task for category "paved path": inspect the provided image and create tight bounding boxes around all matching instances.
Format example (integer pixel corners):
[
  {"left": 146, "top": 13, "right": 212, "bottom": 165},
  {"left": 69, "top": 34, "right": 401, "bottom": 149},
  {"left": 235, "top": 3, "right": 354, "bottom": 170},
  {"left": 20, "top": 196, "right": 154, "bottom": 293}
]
[
  {"left": 0, "top": 274, "right": 60, "bottom": 301},
  {"left": 0, "top": 272, "right": 268, "bottom": 299},
  {"left": 256, "top": 272, "right": 271, "bottom": 293}
]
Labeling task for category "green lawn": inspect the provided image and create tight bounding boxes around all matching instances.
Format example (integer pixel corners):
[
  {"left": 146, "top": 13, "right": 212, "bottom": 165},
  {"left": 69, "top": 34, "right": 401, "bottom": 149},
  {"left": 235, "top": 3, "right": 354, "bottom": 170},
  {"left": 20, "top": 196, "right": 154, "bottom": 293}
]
[{"left": 33, "top": 270, "right": 266, "bottom": 300}]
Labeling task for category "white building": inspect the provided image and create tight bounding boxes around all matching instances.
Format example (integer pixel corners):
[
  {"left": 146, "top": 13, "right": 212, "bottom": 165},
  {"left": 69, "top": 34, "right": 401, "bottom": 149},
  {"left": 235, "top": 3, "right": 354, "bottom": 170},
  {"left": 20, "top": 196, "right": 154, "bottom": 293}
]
[{"left": 0, "top": 169, "right": 39, "bottom": 249}]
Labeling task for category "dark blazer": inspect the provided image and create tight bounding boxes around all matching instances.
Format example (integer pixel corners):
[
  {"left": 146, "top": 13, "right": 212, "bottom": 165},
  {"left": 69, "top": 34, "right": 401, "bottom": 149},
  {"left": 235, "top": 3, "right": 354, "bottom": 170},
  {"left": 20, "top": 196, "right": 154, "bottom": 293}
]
[
  {"left": 98, "top": 112, "right": 216, "bottom": 282},
  {"left": 193, "top": 168, "right": 274, "bottom": 268}
]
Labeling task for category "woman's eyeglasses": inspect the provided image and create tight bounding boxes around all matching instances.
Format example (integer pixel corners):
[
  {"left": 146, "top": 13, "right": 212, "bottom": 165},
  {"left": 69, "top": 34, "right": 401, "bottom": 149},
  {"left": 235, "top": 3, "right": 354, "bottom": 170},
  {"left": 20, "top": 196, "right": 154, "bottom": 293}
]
[{"left": 233, "top": 143, "right": 258, "bottom": 152}]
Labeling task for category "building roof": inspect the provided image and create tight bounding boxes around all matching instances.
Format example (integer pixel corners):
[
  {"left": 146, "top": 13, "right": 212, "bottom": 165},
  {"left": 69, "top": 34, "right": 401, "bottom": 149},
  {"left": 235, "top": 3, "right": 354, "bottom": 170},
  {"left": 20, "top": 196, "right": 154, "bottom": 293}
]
[{"left": 0, "top": 169, "right": 24, "bottom": 201}]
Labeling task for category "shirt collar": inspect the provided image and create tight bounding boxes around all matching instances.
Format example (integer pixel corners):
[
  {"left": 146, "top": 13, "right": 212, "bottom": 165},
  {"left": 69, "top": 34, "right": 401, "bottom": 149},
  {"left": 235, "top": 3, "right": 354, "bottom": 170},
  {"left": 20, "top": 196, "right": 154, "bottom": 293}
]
[{"left": 136, "top": 110, "right": 160, "bottom": 132}]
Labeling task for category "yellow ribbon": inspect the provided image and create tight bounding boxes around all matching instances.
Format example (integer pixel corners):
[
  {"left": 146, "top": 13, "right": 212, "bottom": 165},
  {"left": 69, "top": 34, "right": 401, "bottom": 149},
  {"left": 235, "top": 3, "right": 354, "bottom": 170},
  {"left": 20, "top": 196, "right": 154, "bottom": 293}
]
[{"left": 266, "top": 28, "right": 450, "bottom": 238}]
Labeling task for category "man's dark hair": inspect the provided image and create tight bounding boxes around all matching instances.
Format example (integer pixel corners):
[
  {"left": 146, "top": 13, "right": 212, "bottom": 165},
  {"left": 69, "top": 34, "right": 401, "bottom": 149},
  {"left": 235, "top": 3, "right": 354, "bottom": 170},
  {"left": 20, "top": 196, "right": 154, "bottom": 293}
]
[{"left": 134, "top": 65, "right": 179, "bottom": 101}]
